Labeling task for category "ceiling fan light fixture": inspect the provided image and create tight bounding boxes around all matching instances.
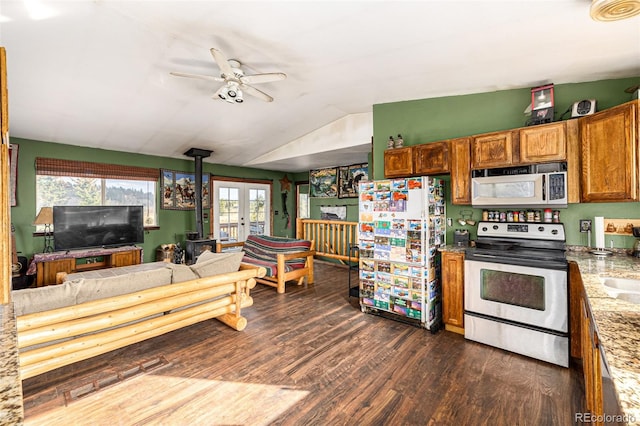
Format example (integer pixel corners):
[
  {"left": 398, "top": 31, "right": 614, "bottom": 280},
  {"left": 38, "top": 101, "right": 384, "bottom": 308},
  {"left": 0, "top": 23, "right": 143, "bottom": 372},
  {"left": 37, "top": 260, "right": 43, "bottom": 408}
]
[{"left": 590, "top": 0, "right": 640, "bottom": 21}]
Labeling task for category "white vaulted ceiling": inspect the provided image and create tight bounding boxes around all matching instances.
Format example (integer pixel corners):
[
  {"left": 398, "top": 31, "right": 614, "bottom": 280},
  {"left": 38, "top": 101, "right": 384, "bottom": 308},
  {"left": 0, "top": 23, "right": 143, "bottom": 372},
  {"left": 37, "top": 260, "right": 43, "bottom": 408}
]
[{"left": 0, "top": 1, "right": 638, "bottom": 172}]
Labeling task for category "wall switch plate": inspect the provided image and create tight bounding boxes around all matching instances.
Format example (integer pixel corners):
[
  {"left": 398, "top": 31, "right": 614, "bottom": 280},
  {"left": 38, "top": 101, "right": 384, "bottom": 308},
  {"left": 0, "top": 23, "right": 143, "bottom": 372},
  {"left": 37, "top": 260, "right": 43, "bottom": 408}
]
[{"left": 580, "top": 219, "right": 592, "bottom": 233}]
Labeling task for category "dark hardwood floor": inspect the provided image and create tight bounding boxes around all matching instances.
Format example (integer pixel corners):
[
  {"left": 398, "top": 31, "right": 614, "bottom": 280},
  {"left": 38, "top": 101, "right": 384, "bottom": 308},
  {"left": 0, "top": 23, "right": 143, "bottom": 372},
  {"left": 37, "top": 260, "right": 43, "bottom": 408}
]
[{"left": 22, "top": 262, "right": 585, "bottom": 425}]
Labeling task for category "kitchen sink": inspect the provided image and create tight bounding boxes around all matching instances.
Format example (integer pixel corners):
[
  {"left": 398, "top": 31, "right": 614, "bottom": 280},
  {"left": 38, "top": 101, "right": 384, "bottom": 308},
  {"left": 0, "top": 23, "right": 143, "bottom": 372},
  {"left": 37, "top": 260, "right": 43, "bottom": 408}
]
[{"left": 601, "top": 277, "right": 640, "bottom": 304}]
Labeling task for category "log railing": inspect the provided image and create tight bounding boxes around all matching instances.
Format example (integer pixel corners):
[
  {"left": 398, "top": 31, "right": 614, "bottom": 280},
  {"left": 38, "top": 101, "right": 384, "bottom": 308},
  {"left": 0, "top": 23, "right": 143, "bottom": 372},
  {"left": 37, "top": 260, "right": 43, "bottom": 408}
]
[{"left": 296, "top": 218, "right": 358, "bottom": 264}]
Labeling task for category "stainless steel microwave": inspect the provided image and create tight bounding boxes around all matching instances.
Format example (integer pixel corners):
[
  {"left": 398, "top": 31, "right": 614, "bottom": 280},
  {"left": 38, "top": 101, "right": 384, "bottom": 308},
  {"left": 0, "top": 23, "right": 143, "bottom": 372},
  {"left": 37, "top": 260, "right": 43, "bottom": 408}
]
[{"left": 471, "top": 163, "right": 568, "bottom": 208}]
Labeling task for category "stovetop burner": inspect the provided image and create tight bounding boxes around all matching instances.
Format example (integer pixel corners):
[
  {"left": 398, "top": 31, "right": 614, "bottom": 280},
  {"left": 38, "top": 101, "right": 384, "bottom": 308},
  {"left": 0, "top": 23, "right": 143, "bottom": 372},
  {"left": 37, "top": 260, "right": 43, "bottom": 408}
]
[{"left": 466, "top": 221, "right": 567, "bottom": 270}]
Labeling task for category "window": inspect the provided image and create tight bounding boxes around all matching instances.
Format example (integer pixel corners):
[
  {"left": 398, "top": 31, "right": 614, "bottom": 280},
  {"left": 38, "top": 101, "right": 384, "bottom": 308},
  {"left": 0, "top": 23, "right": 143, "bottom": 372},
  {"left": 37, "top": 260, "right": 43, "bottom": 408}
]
[
  {"left": 297, "top": 184, "right": 309, "bottom": 219},
  {"left": 35, "top": 158, "right": 158, "bottom": 227}
]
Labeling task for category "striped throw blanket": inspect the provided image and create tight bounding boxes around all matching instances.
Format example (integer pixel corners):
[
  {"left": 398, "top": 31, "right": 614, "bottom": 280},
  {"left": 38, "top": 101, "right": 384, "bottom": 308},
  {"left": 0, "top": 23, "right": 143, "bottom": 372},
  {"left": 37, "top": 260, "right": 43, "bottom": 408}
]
[{"left": 242, "top": 235, "right": 312, "bottom": 277}]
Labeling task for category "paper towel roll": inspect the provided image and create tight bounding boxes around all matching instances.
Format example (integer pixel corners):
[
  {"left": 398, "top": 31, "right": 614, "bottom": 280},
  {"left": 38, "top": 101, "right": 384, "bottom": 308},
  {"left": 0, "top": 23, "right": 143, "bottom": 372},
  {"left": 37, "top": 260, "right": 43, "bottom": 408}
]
[{"left": 594, "top": 217, "right": 605, "bottom": 249}]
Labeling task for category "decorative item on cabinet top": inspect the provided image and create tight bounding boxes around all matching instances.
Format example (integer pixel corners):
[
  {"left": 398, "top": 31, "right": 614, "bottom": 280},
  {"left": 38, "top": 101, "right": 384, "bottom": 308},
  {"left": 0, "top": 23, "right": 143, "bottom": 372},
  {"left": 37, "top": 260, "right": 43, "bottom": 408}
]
[
  {"left": 526, "top": 83, "right": 554, "bottom": 126},
  {"left": 386, "top": 134, "right": 405, "bottom": 149}
]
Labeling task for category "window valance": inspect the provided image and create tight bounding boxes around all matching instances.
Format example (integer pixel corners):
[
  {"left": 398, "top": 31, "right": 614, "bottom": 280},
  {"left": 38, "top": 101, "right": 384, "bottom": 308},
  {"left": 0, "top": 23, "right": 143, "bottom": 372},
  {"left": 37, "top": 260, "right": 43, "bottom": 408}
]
[{"left": 35, "top": 158, "right": 159, "bottom": 181}]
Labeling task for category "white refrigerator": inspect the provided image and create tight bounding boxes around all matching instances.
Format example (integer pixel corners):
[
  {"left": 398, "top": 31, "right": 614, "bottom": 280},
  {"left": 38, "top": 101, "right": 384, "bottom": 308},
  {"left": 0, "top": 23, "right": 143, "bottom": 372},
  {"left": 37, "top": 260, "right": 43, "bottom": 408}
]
[{"left": 358, "top": 177, "right": 446, "bottom": 330}]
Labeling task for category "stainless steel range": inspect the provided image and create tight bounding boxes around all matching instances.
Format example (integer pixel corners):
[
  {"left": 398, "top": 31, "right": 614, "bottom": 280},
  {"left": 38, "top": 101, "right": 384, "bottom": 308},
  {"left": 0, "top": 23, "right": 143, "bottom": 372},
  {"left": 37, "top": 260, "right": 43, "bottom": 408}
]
[{"left": 464, "top": 221, "right": 569, "bottom": 367}]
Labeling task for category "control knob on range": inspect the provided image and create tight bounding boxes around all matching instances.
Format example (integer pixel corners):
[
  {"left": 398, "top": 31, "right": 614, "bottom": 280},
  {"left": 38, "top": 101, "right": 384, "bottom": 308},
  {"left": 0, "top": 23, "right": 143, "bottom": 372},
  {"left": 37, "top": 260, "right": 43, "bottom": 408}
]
[
  {"left": 538, "top": 226, "right": 545, "bottom": 232},
  {"left": 493, "top": 225, "right": 499, "bottom": 230}
]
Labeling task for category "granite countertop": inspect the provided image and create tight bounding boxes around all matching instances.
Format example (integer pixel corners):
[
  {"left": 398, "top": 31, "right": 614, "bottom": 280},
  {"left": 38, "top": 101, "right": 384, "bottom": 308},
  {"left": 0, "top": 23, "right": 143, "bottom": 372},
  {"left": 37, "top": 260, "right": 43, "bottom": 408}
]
[
  {"left": 0, "top": 303, "right": 24, "bottom": 425},
  {"left": 438, "top": 244, "right": 468, "bottom": 254},
  {"left": 566, "top": 251, "right": 640, "bottom": 423}
]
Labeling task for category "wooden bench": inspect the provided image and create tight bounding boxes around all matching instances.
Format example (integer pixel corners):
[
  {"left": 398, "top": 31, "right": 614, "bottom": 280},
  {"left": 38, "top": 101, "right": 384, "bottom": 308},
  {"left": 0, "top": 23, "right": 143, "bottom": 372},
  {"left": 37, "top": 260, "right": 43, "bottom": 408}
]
[{"left": 217, "top": 235, "right": 315, "bottom": 294}]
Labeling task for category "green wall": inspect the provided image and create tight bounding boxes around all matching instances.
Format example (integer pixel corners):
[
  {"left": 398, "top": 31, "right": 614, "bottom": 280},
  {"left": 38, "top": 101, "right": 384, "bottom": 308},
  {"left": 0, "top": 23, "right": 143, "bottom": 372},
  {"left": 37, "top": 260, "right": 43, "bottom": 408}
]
[
  {"left": 10, "top": 137, "right": 296, "bottom": 262},
  {"left": 12, "top": 77, "right": 640, "bottom": 262},
  {"left": 373, "top": 77, "right": 640, "bottom": 248}
]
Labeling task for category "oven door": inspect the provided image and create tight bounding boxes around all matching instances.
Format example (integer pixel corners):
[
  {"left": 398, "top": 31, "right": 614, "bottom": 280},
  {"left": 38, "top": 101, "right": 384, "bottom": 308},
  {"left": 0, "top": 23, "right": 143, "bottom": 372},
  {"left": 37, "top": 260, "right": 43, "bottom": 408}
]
[{"left": 464, "top": 259, "right": 567, "bottom": 333}]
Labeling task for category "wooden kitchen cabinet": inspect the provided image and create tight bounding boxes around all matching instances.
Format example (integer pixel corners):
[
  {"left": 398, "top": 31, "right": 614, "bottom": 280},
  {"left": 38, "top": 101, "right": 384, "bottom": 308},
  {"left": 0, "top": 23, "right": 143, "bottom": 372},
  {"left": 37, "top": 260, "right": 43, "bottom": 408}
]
[
  {"left": 413, "top": 141, "right": 449, "bottom": 175},
  {"left": 581, "top": 295, "right": 604, "bottom": 422},
  {"left": 568, "top": 261, "right": 583, "bottom": 359},
  {"left": 442, "top": 251, "right": 465, "bottom": 334},
  {"left": 384, "top": 146, "right": 414, "bottom": 178},
  {"left": 470, "top": 130, "right": 515, "bottom": 169},
  {"left": 519, "top": 122, "right": 566, "bottom": 164},
  {"left": 580, "top": 100, "right": 638, "bottom": 202},
  {"left": 449, "top": 137, "right": 471, "bottom": 205}
]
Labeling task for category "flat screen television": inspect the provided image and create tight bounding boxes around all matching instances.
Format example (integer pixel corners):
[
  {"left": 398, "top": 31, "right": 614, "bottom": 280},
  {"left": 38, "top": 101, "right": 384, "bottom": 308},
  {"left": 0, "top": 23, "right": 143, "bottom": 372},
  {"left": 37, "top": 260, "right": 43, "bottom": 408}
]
[{"left": 53, "top": 205, "right": 144, "bottom": 251}]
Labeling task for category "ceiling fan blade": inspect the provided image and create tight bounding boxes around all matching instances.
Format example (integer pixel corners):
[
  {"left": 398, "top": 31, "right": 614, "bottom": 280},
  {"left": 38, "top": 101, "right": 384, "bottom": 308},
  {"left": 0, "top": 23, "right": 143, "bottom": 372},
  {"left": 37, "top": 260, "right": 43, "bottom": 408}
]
[
  {"left": 241, "top": 84, "right": 274, "bottom": 102},
  {"left": 210, "top": 48, "right": 235, "bottom": 79},
  {"left": 170, "top": 71, "right": 224, "bottom": 82},
  {"left": 241, "top": 73, "right": 287, "bottom": 85}
]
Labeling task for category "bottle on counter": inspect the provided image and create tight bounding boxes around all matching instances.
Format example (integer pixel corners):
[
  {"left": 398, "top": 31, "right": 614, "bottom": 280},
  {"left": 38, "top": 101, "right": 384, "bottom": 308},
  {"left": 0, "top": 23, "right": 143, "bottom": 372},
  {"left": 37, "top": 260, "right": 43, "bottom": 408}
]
[{"left": 527, "top": 210, "right": 535, "bottom": 222}]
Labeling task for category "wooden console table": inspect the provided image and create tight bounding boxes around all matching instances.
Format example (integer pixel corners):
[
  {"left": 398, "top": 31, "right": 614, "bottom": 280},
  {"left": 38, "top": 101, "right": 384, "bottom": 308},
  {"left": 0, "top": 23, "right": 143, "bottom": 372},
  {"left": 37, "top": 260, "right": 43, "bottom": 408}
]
[{"left": 27, "top": 246, "right": 142, "bottom": 287}]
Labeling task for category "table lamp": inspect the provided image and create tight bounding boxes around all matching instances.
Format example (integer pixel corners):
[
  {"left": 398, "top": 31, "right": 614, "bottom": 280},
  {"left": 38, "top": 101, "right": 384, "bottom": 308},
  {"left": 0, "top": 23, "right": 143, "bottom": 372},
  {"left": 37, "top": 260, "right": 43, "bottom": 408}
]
[{"left": 33, "top": 207, "right": 54, "bottom": 253}]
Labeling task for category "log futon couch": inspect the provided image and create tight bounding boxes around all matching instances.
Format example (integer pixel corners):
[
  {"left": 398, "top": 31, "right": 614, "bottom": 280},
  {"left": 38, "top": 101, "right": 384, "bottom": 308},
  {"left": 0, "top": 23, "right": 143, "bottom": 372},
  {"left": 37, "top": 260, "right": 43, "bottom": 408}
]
[
  {"left": 217, "top": 235, "right": 315, "bottom": 294},
  {"left": 11, "top": 250, "right": 265, "bottom": 380}
]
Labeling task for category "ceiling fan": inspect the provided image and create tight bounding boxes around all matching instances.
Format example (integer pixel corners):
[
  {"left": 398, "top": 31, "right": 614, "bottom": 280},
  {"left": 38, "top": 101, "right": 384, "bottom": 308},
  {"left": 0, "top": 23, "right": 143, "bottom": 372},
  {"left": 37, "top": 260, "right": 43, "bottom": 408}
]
[{"left": 170, "top": 48, "right": 286, "bottom": 103}]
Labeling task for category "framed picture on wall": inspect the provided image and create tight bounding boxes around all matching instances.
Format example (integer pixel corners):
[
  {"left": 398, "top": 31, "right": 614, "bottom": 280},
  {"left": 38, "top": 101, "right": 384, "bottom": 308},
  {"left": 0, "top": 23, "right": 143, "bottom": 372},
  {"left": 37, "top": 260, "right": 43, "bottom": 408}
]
[
  {"left": 310, "top": 167, "right": 338, "bottom": 198},
  {"left": 338, "top": 163, "right": 368, "bottom": 198},
  {"left": 161, "top": 169, "right": 176, "bottom": 209},
  {"left": 161, "top": 169, "right": 210, "bottom": 210}
]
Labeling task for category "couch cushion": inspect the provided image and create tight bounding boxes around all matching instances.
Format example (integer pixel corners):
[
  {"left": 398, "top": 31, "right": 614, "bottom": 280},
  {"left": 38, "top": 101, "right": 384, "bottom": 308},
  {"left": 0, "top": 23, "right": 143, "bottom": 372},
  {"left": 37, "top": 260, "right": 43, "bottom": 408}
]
[
  {"left": 12, "top": 282, "right": 79, "bottom": 317},
  {"left": 242, "top": 235, "right": 312, "bottom": 276},
  {"left": 74, "top": 267, "right": 173, "bottom": 304},
  {"left": 164, "top": 263, "right": 199, "bottom": 283},
  {"left": 189, "top": 251, "right": 244, "bottom": 278},
  {"left": 195, "top": 249, "right": 220, "bottom": 264}
]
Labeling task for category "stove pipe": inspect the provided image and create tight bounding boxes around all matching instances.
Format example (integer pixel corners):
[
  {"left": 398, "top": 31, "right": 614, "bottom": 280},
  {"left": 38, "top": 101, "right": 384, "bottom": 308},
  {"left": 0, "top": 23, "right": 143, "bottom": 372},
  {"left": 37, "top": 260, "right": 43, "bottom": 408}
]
[{"left": 184, "top": 148, "right": 213, "bottom": 239}]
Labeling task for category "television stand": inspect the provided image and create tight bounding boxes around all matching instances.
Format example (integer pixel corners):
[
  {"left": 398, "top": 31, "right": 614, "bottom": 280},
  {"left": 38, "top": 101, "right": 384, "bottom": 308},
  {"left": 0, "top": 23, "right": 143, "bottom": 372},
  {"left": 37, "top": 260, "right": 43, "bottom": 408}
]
[{"left": 27, "top": 246, "right": 142, "bottom": 287}]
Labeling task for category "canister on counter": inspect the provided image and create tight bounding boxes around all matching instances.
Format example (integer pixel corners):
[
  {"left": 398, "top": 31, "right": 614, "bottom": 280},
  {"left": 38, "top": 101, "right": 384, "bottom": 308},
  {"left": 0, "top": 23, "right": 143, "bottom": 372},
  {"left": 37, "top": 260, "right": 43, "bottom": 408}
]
[
  {"left": 544, "top": 208, "right": 552, "bottom": 223},
  {"left": 507, "top": 211, "right": 514, "bottom": 222},
  {"left": 553, "top": 210, "right": 560, "bottom": 223},
  {"left": 482, "top": 210, "right": 489, "bottom": 221},
  {"left": 513, "top": 211, "right": 519, "bottom": 222},
  {"left": 534, "top": 210, "right": 541, "bottom": 222},
  {"left": 499, "top": 211, "right": 507, "bottom": 222}
]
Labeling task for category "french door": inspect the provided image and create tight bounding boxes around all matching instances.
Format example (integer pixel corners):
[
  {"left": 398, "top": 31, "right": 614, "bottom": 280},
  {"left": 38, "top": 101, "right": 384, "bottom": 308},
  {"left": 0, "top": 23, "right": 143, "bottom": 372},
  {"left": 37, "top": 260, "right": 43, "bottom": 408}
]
[{"left": 212, "top": 181, "right": 270, "bottom": 242}]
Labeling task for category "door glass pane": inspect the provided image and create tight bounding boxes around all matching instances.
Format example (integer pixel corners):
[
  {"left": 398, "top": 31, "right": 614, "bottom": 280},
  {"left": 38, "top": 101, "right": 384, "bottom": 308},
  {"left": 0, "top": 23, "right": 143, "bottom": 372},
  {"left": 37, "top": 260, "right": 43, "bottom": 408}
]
[
  {"left": 298, "top": 192, "right": 309, "bottom": 219},
  {"left": 480, "top": 269, "right": 545, "bottom": 310},
  {"left": 218, "top": 187, "right": 239, "bottom": 241},
  {"left": 248, "top": 188, "right": 266, "bottom": 235}
]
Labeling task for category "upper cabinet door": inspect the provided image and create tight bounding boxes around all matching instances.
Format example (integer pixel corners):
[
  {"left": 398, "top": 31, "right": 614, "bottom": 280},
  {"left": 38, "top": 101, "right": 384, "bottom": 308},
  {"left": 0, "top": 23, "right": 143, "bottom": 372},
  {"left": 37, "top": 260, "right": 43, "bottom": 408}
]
[
  {"left": 384, "top": 147, "right": 414, "bottom": 178},
  {"left": 449, "top": 137, "right": 472, "bottom": 205},
  {"left": 413, "top": 141, "right": 450, "bottom": 175},
  {"left": 580, "top": 101, "right": 638, "bottom": 202},
  {"left": 471, "top": 130, "right": 514, "bottom": 169},
  {"left": 519, "top": 122, "right": 567, "bottom": 164}
]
